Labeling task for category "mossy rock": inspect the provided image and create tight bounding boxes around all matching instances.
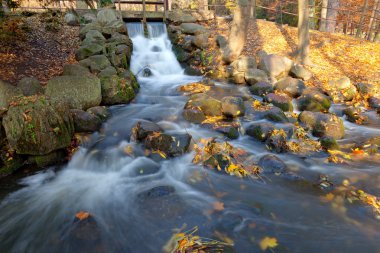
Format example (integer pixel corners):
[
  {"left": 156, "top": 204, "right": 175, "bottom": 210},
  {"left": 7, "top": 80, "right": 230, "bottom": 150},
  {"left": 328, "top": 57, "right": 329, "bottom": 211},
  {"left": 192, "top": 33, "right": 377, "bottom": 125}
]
[
  {"left": 100, "top": 74, "right": 136, "bottom": 105},
  {"left": 2, "top": 95, "right": 74, "bottom": 155},
  {"left": 0, "top": 80, "right": 22, "bottom": 109}
]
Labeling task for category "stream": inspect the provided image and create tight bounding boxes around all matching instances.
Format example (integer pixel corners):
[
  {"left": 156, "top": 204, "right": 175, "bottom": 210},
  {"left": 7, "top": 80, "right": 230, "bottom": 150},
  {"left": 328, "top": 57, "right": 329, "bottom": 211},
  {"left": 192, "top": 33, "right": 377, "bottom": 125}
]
[{"left": 0, "top": 23, "right": 379, "bottom": 253}]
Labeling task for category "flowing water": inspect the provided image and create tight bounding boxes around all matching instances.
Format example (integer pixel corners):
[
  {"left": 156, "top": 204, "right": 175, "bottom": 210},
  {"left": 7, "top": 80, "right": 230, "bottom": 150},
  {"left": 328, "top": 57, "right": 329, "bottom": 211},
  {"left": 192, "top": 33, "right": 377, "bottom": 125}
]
[{"left": 0, "top": 23, "right": 379, "bottom": 253}]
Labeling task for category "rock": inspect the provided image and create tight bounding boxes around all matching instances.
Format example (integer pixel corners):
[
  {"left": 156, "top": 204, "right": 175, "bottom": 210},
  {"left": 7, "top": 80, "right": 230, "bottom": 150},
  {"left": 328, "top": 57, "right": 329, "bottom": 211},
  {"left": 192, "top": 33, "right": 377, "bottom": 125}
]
[
  {"left": 138, "top": 185, "right": 175, "bottom": 199},
  {"left": 355, "top": 83, "right": 379, "bottom": 97},
  {"left": 27, "top": 150, "right": 66, "bottom": 167},
  {"left": 2, "top": 96, "right": 74, "bottom": 155},
  {"left": 64, "top": 12, "right": 78, "bottom": 26},
  {"left": 191, "top": 10, "right": 215, "bottom": 21},
  {"left": 82, "top": 29, "right": 106, "bottom": 45},
  {"left": 264, "top": 93, "right": 293, "bottom": 112},
  {"left": 0, "top": 152, "right": 24, "bottom": 177},
  {"left": 102, "top": 20, "right": 128, "bottom": 37},
  {"left": 216, "top": 35, "right": 227, "bottom": 48},
  {"left": 70, "top": 109, "right": 102, "bottom": 132},
  {"left": 299, "top": 111, "right": 345, "bottom": 139},
  {"left": 86, "top": 106, "right": 110, "bottom": 121},
  {"left": 244, "top": 68, "right": 269, "bottom": 85},
  {"left": 289, "top": 64, "right": 312, "bottom": 81},
  {"left": 202, "top": 121, "right": 240, "bottom": 139},
  {"left": 320, "top": 137, "right": 339, "bottom": 150},
  {"left": 246, "top": 122, "right": 275, "bottom": 141},
  {"left": 297, "top": 88, "right": 331, "bottom": 112},
  {"left": 249, "top": 82, "right": 274, "bottom": 96},
  {"left": 258, "top": 52, "right": 293, "bottom": 78},
  {"left": 17, "top": 77, "right": 44, "bottom": 96},
  {"left": 327, "top": 76, "right": 357, "bottom": 102},
  {"left": 172, "top": 45, "right": 191, "bottom": 63},
  {"left": 62, "top": 64, "right": 90, "bottom": 76},
  {"left": 185, "top": 93, "right": 222, "bottom": 117},
  {"left": 46, "top": 75, "right": 102, "bottom": 110},
  {"left": 258, "top": 154, "right": 287, "bottom": 174},
  {"left": 192, "top": 33, "right": 209, "bottom": 49},
  {"left": 0, "top": 80, "right": 22, "bottom": 108},
  {"left": 183, "top": 108, "right": 206, "bottom": 124},
  {"left": 96, "top": 8, "right": 118, "bottom": 25},
  {"left": 98, "top": 66, "right": 117, "bottom": 78},
  {"left": 221, "top": 96, "right": 245, "bottom": 117},
  {"left": 100, "top": 74, "right": 137, "bottom": 105},
  {"left": 368, "top": 96, "right": 380, "bottom": 109},
  {"left": 262, "top": 107, "right": 289, "bottom": 123},
  {"left": 343, "top": 106, "right": 368, "bottom": 124},
  {"left": 167, "top": 11, "right": 197, "bottom": 23},
  {"left": 75, "top": 43, "right": 103, "bottom": 61},
  {"left": 79, "top": 55, "right": 111, "bottom": 73},
  {"left": 266, "top": 130, "right": 288, "bottom": 153},
  {"left": 232, "top": 71, "right": 246, "bottom": 84},
  {"left": 184, "top": 66, "right": 202, "bottom": 76},
  {"left": 82, "top": 13, "right": 97, "bottom": 23},
  {"left": 144, "top": 133, "right": 192, "bottom": 157},
  {"left": 131, "top": 120, "right": 163, "bottom": 142},
  {"left": 231, "top": 56, "right": 257, "bottom": 72},
  {"left": 142, "top": 67, "right": 152, "bottom": 77},
  {"left": 274, "top": 77, "right": 305, "bottom": 98},
  {"left": 180, "top": 23, "right": 207, "bottom": 35},
  {"left": 79, "top": 22, "right": 103, "bottom": 40}
]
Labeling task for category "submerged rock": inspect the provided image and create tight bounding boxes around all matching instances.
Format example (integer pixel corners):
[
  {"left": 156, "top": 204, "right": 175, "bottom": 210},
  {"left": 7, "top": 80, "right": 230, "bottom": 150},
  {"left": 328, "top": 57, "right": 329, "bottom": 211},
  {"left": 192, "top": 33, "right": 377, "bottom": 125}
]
[
  {"left": 2, "top": 95, "right": 74, "bottom": 155},
  {"left": 299, "top": 111, "right": 345, "bottom": 139}
]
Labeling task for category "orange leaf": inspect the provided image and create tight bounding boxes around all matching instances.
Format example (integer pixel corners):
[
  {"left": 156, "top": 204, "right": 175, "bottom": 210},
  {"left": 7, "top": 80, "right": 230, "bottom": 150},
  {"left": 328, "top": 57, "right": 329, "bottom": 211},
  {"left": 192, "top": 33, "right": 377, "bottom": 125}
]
[{"left": 75, "top": 211, "right": 91, "bottom": 220}]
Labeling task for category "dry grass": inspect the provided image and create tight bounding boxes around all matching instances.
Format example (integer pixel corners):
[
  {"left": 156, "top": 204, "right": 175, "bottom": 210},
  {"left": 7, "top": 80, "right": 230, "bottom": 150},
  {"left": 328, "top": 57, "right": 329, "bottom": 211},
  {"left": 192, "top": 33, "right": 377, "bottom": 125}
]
[{"left": 242, "top": 19, "right": 380, "bottom": 88}]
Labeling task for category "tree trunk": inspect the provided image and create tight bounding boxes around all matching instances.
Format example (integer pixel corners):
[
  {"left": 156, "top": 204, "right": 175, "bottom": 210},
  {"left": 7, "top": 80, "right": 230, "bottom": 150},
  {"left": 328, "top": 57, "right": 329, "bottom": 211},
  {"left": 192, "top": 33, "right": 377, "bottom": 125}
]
[
  {"left": 309, "top": 0, "right": 315, "bottom": 29},
  {"left": 199, "top": 0, "right": 208, "bottom": 11},
  {"left": 356, "top": 0, "right": 369, "bottom": 38},
  {"left": 367, "top": 0, "right": 380, "bottom": 40},
  {"left": 326, "top": 0, "right": 339, "bottom": 33},
  {"left": 297, "top": 0, "right": 311, "bottom": 65},
  {"left": 223, "top": 0, "right": 251, "bottom": 63},
  {"left": 374, "top": 31, "right": 380, "bottom": 42},
  {"left": 251, "top": 0, "right": 256, "bottom": 19},
  {"left": 319, "top": 0, "right": 328, "bottom": 31}
]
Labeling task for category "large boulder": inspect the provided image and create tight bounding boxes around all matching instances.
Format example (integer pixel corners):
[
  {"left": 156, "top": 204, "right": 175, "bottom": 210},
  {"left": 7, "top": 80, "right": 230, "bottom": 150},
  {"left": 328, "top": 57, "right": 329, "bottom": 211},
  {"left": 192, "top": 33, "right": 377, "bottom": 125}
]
[
  {"left": 2, "top": 95, "right": 74, "bottom": 155},
  {"left": 46, "top": 75, "right": 102, "bottom": 110},
  {"left": 17, "top": 77, "right": 44, "bottom": 96},
  {"left": 183, "top": 108, "right": 206, "bottom": 124},
  {"left": 62, "top": 64, "right": 91, "bottom": 76},
  {"left": 231, "top": 56, "right": 257, "bottom": 72},
  {"left": 274, "top": 77, "right": 305, "bottom": 98},
  {"left": 75, "top": 43, "right": 104, "bottom": 61},
  {"left": 299, "top": 111, "right": 345, "bottom": 139},
  {"left": 296, "top": 88, "right": 331, "bottom": 112},
  {"left": 326, "top": 76, "right": 357, "bottom": 102},
  {"left": 167, "top": 11, "right": 197, "bottom": 23},
  {"left": 180, "top": 23, "right": 207, "bottom": 35},
  {"left": 289, "top": 64, "right": 312, "bottom": 81},
  {"left": 244, "top": 68, "right": 269, "bottom": 85},
  {"left": 131, "top": 120, "right": 163, "bottom": 142},
  {"left": 192, "top": 33, "right": 209, "bottom": 49},
  {"left": 0, "top": 80, "right": 22, "bottom": 109},
  {"left": 184, "top": 93, "right": 222, "bottom": 117},
  {"left": 258, "top": 52, "right": 293, "bottom": 78},
  {"left": 82, "top": 30, "right": 106, "bottom": 46},
  {"left": 96, "top": 9, "right": 118, "bottom": 25},
  {"left": 101, "top": 20, "right": 128, "bottom": 37},
  {"left": 221, "top": 96, "right": 245, "bottom": 117},
  {"left": 100, "top": 74, "right": 137, "bottom": 105}
]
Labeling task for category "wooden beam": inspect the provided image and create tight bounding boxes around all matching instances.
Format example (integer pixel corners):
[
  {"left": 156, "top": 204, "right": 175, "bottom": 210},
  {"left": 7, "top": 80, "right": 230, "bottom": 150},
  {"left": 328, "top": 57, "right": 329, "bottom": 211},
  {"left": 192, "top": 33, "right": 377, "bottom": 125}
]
[{"left": 117, "top": 1, "right": 164, "bottom": 4}]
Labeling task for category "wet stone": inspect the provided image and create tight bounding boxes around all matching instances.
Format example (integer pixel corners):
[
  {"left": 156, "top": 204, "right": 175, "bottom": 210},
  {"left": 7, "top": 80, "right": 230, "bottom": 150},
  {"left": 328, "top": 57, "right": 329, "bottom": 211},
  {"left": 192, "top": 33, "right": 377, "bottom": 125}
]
[
  {"left": 343, "top": 106, "right": 369, "bottom": 124},
  {"left": 297, "top": 88, "right": 331, "bottom": 112},
  {"left": 320, "top": 137, "right": 339, "bottom": 150},
  {"left": 138, "top": 185, "right": 175, "bottom": 199},
  {"left": 262, "top": 107, "right": 289, "bottom": 123},
  {"left": 183, "top": 108, "right": 206, "bottom": 124},
  {"left": 265, "top": 131, "right": 288, "bottom": 153},
  {"left": 245, "top": 122, "right": 275, "bottom": 142},
  {"left": 71, "top": 109, "right": 102, "bottom": 133},
  {"left": 144, "top": 132, "right": 192, "bottom": 157},
  {"left": 130, "top": 120, "right": 163, "bottom": 142},
  {"left": 258, "top": 154, "right": 287, "bottom": 174},
  {"left": 249, "top": 81, "right": 274, "bottom": 97},
  {"left": 274, "top": 77, "right": 306, "bottom": 98},
  {"left": 221, "top": 96, "right": 245, "bottom": 117},
  {"left": 264, "top": 93, "right": 293, "bottom": 112}
]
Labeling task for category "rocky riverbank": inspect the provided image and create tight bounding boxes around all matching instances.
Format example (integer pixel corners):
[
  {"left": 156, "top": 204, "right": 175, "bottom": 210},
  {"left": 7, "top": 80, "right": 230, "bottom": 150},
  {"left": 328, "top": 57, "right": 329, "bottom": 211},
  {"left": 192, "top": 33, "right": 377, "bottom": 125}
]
[{"left": 0, "top": 9, "right": 138, "bottom": 177}]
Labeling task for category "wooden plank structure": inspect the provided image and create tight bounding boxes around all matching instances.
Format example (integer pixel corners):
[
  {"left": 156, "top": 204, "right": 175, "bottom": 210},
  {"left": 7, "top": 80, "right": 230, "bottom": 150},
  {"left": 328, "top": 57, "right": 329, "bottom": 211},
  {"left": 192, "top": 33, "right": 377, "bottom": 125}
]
[{"left": 116, "top": 0, "right": 169, "bottom": 22}]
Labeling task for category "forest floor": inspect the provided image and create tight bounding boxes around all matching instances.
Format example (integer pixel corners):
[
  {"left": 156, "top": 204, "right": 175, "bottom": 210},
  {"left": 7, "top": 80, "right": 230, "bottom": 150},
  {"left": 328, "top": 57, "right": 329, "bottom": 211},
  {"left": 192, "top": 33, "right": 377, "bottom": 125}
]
[
  {"left": 213, "top": 18, "right": 380, "bottom": 88},
  {"left": 0, "top": 12, "right": 79, "bottom": 85}
]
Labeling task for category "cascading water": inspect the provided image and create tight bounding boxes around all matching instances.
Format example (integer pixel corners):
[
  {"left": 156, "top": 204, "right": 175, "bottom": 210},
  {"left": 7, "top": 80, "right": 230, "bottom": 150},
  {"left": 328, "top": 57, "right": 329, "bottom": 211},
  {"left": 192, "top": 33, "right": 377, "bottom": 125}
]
[{"left": 0, "top": 22, "right": 379, "bottom": 253}]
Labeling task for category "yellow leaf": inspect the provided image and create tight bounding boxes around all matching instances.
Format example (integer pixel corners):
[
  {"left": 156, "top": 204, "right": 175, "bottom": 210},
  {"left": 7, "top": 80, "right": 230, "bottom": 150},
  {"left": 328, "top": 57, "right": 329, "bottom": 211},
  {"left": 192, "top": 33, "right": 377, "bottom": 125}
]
[
  {"left": 259, "top": 236, "right": 278, "bottom": 251},
  {"left": 213, "top": 201, "right": 225, "bottom": 211}
]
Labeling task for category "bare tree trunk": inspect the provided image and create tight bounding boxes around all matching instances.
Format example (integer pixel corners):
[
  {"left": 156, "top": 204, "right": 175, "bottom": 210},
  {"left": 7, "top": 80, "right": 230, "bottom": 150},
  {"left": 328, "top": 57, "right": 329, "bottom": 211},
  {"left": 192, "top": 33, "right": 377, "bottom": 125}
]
[
  {"left": 319, "top": 0, "right": 328, "bottom": 31},
  {"left": 223, "top": 0, "right": 251, "bottom": 63},
  {"left": 326, "top": 0, "right": 339, "bottom": 33},
  {"left": 356, "top": 0, "right": 369, "bottom": 38},
  {"left": 374, "top": 31, "right": 380, "bottom": 42},
  {"left": 199, "top": 0, "right": 208, "bottom": 11},
  {"left": 297, "top": 0, "right": 311, "bottom": 65},
  {"left": 251, "top": 0, "right": 256, "bottom": 19},
  {"left": 309, "top": 0, "right": 315, "bottom": 29},
  {"left": 367, "top": 0, "right": 380, "bottom": 40}
]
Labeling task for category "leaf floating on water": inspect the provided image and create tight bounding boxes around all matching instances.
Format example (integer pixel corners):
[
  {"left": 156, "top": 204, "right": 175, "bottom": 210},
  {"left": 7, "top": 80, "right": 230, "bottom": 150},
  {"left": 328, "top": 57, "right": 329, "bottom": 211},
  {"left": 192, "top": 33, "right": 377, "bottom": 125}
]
[
  {"left": 259, "top": 236, "right": 278, "bottom": 251},
  {"left": 352, "top": 148, "right": 365, "bottom": 155},
  {"left": 152, "top": 150, "right": 167, "bottom": 159},
  {"left": 213, "top": 201, "right": 225, "bottom": 212},
  {"left": 75, "top": 211, "right": 91, "bottom": 221}
]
